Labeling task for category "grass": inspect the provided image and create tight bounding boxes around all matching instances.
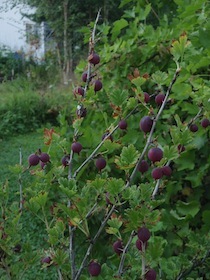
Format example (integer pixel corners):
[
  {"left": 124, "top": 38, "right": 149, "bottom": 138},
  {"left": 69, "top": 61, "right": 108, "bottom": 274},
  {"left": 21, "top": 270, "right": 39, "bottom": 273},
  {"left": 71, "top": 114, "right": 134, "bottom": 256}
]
[{"left": 0, "top": 129, "right": 59, "bottom": 279}]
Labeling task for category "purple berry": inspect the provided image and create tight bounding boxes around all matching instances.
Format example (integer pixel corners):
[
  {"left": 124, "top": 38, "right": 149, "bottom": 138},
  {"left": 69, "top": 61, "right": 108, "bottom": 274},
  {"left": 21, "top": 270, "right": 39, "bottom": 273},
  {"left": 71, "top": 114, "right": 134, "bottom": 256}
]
[
  {"left": 74, "top": 86, "right": 85, "bottom": 97},
  {"left": 88, "top": 260, "right": 101, "bottom": 276},
  {"left": 61, "top": 155, "right": 70, "bottom": 167},
  {"left": 144, "top": 92, "right": 150, "bottom": 103},
  {"left": 155, "top": 93, "right": 165, "bottom": 105},
  {"left": 118, "top": 119, "right": 128, "bottom": 130},
  {"left": 162, "top": 165, "right": 172, "bottom": 177},
  {"left": 113, "top": 239, "right": 123, "bottom": 255},
  {"left": 28, "top": 154, "right": 40, "bottom": 167},
  {"left": 89, "top": 53, "right": 100, "bottom": 66},
  {"left": 152, "top": 167, "right": 163, "bottom": 180},
  {"left": 82, "top": 71, "right": 88, "bottom": 82},
  {"left": 137, "top": 227, "right": 151, "bottom": 242},
  {"left": 136, "top": 239, "right": 148, "bottom": 251},
  {"left": 145, "top": 269, "right": 157, "bottom": 280},
  {"left": 140, "top": 116, "right": 153, "bottom": 133},
  {"left": 39, "top": 152, "right": 50, "bottom": 163},
  {"left": 41, "top": 256, "right": 51, "bottom": 264},
  {"left": 138, "top": 160, "right": 149, "bottom": 174},
  {"left": 177, "top": 144, "right": 185, "bottom": 153},
  {"left": 94, "top": 80, "right": 103, "bottom": 92},
  {"left": 40, "top": 161, "right": 46, "bottom": 170},
  {"left": 201, "top": 118, "right": 210, "bottom": 128},
  {"left": 148, "top": 147, "right": 163, "bottom": 163},
  {"left": 96, "top": 157, "right": 106, "bottom": 171},
  {"left": 190, "top": 123, "right": 198, "bottom": 132},
  {"left": 71, "top": 142, "right": 83, "bottom": 154}
]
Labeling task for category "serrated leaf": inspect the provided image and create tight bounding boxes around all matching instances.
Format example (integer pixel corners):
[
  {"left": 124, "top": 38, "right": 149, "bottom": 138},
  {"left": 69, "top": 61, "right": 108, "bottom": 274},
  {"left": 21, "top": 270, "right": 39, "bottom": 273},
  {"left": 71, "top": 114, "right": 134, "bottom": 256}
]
[
  {"left": 107, "top": 217, "right": 123, "bottom": 230},
  {"left": 109, "top": 89, "right": 129, "bottom": 106},
  {"left": 106, "top": 227, "right": 118, "bottom": 235},
  {"left": 119, "top": 144, "right": 139, "bottom": 169},
  {"left": 106, "top": 178, "right": 124, "bottom": 195},
  {"left": 163, "top": 145, "right": 179, "bottom": 161},
  {"left": 147, "top": 236, "right": 167, "bottom": 260},
  {"left": 53, "top": 249, "right": 68, "bottom": 266},
  {"left": 151, "top": 70, "right": 168, "bottom": 86},
  {"left": 131, "top": 76, "right": 146, "bottom": 88},
  {"left": 199, "top": 28, "right": 210, "bottom": 49},
  {"left": 170, "top": 34, "right": 190, "bottom": 61},
  {"left": 72, "top": 118, "right": 83, "bottom": 130}
]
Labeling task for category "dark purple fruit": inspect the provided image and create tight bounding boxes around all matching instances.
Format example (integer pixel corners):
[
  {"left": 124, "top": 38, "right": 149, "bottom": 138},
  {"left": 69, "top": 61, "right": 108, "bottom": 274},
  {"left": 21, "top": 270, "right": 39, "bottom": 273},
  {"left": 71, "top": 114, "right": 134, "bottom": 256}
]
[
  {"left": 71, "top": 142, "right": 82, "bottom": 154},
  {"left": 145, "top": 269, "right": 157, "bottom": 280},
  {"left": 88, "top": 260, "right": 101, "bottom": 276},
  {"left": 82, "top": 71, "right": 88, "bottom": 82},
  {"left": 177, "top": 144, "right": 185, "bottom": 153},
  {"left": 140, "top": 116, "right": 153, "bottom": 133},
  {"left": 155, "top": 93, "right": 165, "bottom": 105},
  {"left": 39, "top": 153, "right": 50, "bottom": 163},
  {"left": 148, "top": 147, "right": 163, "bottom": 163},
  {"left": 138, "top": 160, "right": 149, "bottom": 174},
  {"left": 152, "top": 167, "right": 163, "bottom": 180},
  {"left": 162, "top": 165, "right": 172, "bottom": 177},
  {"left": 41, "top": 256, "right": 52, "bottom": 264},
  {"left": 94, "top": 80, "right": 102, "bottom": 92},
  {"left": 96, "top": 157, "right": 106, "bottom": 171},
  {"left": 113, "top": 239, "right": 123, "bottom": 255},
  {"left": 40, "top": 161, "right": 46, "bottom": 170},
  {"left": 28, "top": 154, "right": 40, "bottom": 167},
  {"left": 144, "top": 92, "right": 150, "bottom": 103},
  {"left": 137, "top": 227, "right": 151, "bottom": 242},
  {"left": 102, "top": 132, "right": 113, "bottom": 142},
  {"left": 118, "top": 119, "right": 127, "bottom": 130},
  {"left": 201, "top": 118, "right": 210, "bottom": 128},
  {"left": 74, "top": 86, "right": 85, "bottom": 97},
  {"left": 189, "top": 123, "right": 198, "bottom": 132},
  {"left": 61, "top": 155, "right": 70, "bottom": 167},
  {"left": 89, "top": 53, "right": 100, "bottom": 66},
  {"left": 136, "top": 239, "right": 148, "bottom": 251}
]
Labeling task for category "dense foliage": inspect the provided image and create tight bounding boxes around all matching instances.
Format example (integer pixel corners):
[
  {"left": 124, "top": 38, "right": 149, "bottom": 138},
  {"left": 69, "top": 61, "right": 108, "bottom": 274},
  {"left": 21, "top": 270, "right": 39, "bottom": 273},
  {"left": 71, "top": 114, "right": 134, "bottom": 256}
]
[{"left": 1, "top": 0, "right": 210, "bottom": 279}]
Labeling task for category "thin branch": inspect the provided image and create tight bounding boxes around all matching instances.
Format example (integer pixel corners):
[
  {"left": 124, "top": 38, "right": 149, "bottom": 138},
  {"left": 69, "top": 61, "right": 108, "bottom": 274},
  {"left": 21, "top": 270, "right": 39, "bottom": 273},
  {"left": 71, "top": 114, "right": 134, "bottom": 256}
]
[
  {"left": 74, "top": 204, "right": 116, "bottom": 280},
  {"left": 145, "top": 0, "right": 160, "bottom": 22},
  {"left": 73, "top": 105, "right": 139, "bottom": 179},
  {"left": 176, "top": 250, "right": 210, "bottom": 280},
  {"left": 125, "top": 67, "right": 181, "bottom": 189},
  {"left": 118, "top": 230, "right": 136, "bottom": 276}
]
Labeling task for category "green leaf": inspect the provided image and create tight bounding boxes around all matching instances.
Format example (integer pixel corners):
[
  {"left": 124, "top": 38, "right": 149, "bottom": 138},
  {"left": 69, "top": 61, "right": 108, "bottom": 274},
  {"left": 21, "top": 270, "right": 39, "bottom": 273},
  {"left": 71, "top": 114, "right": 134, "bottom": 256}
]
[
  {"left": 151, "top": 70, "right": 168, "bottom": 86},
  {"left": 115, "top": 144, "right": 139, "bottom": 170},
  {"left": 53, "top": 249, "right": 68, "bottom": 266},
  {"left": 131, "top": 76, "right": 146, "bottom": 88},
  {"left": 147, "top": 236, "right": 167, "bottom": 260},
  {"left": 106, "top": 178, "right": 124, "bottom": 195},
  {"left": 176, "top": 201, "right": 200, "bottom": 218},
  {"left": 109, "top": 89, "right": 129, "bottom": 106},
  {"left": 163, "top": 145, "right": 179, "bottom": 161},
  {"left": 170, "top": 34, "right": 190, "bottom": 61},
  {"left": 111, "top": 19, "right": 128, "bottom": 41},
  {"left": 199, "top": 28, "right": 210, "bottom": 49},
  {"left": 107, "top": 217, "right": 123, "bottom": 230}
]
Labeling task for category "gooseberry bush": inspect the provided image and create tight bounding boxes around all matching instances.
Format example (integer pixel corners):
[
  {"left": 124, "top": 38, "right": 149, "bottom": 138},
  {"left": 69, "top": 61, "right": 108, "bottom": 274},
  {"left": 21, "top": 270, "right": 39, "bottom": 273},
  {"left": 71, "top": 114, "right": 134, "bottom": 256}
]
[{"left": 1, "top": 1, "right": 210, "bottom": 279}]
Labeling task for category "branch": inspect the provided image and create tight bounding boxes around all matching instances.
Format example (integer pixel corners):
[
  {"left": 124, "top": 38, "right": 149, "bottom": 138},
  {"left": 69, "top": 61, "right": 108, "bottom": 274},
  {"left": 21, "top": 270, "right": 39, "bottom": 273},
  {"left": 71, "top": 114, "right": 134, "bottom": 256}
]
[
  {"left": 176, "top": 250, "right": 210, "bottom": 280},
  {"left": 118, "top": 230, "right": 136, "bottom": 276},
  {"left": 125, "top": 67, "right": 181, "bottom": 188},
  {"left": 74, "top": 204, "right": 116, "bottom": 280},
  {"left": 73, "top": 105, "right": 139, "bottom": 179}
]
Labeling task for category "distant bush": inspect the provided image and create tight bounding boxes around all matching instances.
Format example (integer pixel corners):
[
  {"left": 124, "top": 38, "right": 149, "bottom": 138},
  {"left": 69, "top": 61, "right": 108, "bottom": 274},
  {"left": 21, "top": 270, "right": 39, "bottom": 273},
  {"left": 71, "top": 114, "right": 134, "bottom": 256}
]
[{"left": 0, "top": 78, "right": 72, "bottom": 138}]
